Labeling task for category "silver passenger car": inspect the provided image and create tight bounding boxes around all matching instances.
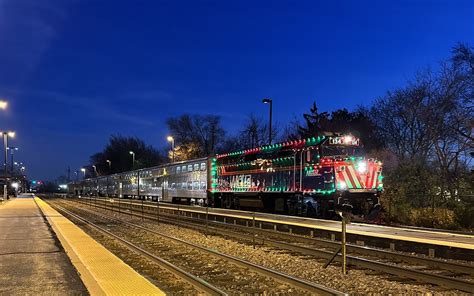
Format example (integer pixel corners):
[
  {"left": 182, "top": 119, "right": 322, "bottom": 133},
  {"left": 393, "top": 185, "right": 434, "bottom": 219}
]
[{"left": 70, "top": 158, "right": 209, "bottom": 205}]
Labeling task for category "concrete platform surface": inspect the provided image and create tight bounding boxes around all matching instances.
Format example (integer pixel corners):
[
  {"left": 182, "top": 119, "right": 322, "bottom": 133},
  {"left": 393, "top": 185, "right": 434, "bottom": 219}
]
[{"left": 0, "top": 195, "right": 88, "bottom": 295}]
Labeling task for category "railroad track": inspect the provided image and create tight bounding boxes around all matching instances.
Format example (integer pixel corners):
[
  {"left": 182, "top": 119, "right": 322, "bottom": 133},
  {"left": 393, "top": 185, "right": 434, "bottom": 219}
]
[
  {"left": 51, "top": 200, "right": 345, "bottom": 296},
  {"left": 67, "top": 197, "right": 474, "bottom": 293},
  {"left": 52, "top": 203, "right": 226, "bottom": 295}
]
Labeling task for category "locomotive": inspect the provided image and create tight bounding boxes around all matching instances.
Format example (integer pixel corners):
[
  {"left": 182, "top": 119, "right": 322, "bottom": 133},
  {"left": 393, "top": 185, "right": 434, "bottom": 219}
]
[{"left": 69, "top": 133, "right": 383, "bottom": 219}]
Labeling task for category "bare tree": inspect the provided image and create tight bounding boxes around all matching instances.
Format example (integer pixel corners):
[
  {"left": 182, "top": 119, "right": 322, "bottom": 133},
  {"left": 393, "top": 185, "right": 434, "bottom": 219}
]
[
  {"left": 239, "top": 114, "right": 268, "bottom": 148},
  {"left": 166, "top": 114, "right": 226, "bottom": 159}
]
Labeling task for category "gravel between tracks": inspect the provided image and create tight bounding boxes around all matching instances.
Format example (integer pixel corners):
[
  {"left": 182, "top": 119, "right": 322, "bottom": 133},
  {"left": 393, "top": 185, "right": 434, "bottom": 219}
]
[{"left": 63, "top": 200, "right": 470, "bottom": 295}]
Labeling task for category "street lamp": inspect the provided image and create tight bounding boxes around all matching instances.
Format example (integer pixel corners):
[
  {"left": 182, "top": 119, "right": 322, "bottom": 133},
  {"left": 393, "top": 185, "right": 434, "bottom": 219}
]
[
  {"left": 0, "top": 100, "right": 8, "bottom": 110},
  {"left": 167, "top": 136, "right": 175, "bottom": 162},
  {"left": 92, "top": 165, "right": 98, "bottom": 177},
  {"left": 106, "top": 159, "right": 111, "bottom": 171},
  {"left": 7, "top": 146, "right": 18, "bottom": 175},
  {"left": 74, "top": 171, "right": 79, "bottom": 181},
  {"left": 81, "top": 168, "right": 86, "bottom": 179},
  {"left": 2, "top": 131, "right": 15, "bottom": 181},
  {"left": 129, "top": 151, "right": 135, "bottom": 168},
  {"left": 262, "top": 98, "right": 273, "bottom": 145}
]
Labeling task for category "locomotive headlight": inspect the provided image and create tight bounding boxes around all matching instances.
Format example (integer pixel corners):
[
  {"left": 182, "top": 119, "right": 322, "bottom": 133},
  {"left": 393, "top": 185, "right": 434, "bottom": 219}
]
[
  {"left": 337, "top": 181, "right": 347, "bottom": 190},
  {"left": 357, "top": 161, "right": 367, "bottom": 173},
  {"left": 344, "top": 135, "right": 353, "bottom": 144}
]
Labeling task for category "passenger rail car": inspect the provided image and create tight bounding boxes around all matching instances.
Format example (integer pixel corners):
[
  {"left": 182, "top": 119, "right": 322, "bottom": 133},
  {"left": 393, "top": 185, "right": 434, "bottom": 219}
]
[
  {"left": 69, "top": 158, "right": 208, "bottom": 205},
  {"left": 69, "top": 134, "right": 383, "bottom": 219}
]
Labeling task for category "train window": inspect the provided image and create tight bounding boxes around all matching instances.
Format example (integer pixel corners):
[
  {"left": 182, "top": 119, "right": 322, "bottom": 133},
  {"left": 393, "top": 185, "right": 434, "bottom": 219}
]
[
  {"left": 200, "top": 181, "right": 207, "bottom": 190},
  {"left": 194, "top": 163, "right": 199, "bottom": 171},
  {"left": 182, "top": 165, "right": 187, "bottom": 172},
  {"left": 187, "top": 165, "right": 193, "bottom": 172},
  {"left": 181, "top": 182, "right": 187, "bottom": 189},
  {"left": 171, "top": 183, "right": 176, "bottom": 189},
  {"left": 176, "top": 166, "right": 181, "bottom": 174},
  {"left": 187, "top": 181, "right": 193, "bottom": 190},
  {"left": 200, "top": 162, "right": 206, "bottom": 171},
  {"left": 193, "top": 181, "right": 199, "bottom": 190}
]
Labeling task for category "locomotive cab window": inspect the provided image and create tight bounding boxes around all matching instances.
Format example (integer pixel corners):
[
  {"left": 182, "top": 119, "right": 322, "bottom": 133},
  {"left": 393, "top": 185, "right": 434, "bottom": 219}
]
[
  {"left": 194, "top": 163, "right": 199, "bottom": 171},
  {"left": 200, "top": 162, "right": 206, "bottom": 171}
]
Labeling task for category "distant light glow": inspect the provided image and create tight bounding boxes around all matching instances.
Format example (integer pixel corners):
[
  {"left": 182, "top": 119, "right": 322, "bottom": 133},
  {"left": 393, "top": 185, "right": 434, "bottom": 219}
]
[
  {"left": 11, "top": 182, "right": 19, "bottom": 189},
  {"left": 59, "top": 184, "right": 67, "bottom": 189},
  {"left": 7, "top": 131, "right": 15, "bottom": 138},
  {"left": 0, "top": 100, "right": 7, "bottom": 110},
  {"left": 167, "top": 136, "right": 174, "bottom": 142}
]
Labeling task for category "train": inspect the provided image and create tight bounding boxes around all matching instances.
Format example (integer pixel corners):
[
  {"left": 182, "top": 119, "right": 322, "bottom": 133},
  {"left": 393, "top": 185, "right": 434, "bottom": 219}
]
[{"left": 68, "top": 133, "right": 383, "bottom": 219}]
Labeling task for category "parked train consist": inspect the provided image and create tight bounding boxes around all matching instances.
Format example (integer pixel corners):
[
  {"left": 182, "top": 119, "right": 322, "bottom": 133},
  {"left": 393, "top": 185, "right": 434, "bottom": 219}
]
[{"left": 69, "top": 133, "right": 383, "bottom": 219}]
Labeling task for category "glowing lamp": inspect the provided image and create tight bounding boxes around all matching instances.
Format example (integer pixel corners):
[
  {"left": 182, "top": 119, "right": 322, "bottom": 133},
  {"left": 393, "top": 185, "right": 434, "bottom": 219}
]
[
  {"left": 0, "top": 100, "right": 7, "bottom": 110},
  {"left": 344, "top": 135, "right": 353, "bottom": 144},
  {"left": 357, "top": 161, "right": 367, "bottom": 173},
  {"left": 337, "top": 181, "right": 347, "bottom": 190}
]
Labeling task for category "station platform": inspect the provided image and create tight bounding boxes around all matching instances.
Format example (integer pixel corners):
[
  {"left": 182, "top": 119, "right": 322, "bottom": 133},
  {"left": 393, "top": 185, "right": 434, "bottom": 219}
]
[
  {"left": 0, "top": 195, "right": 87, "bottom": 295},
  {"left": 0, "top": 195, "right": 164, "bottom": 295}
]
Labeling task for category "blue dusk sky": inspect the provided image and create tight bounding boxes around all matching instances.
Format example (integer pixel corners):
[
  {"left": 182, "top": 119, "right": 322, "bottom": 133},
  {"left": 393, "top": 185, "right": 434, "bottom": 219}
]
[{"left": 0, "top": 0, "right": 473, "bottom": 180}]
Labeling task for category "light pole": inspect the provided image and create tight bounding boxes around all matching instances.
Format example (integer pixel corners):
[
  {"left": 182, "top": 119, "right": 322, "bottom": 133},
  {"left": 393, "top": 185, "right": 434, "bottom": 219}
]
[
  {"left": 75, "top": 171, "right": 79, "bottom": 181},
  {"left": 262, "top": 98, "right": 273, "bottom": 145},
  {"left": 7, "top": 146, "right": 18, "bottom": 176},
  {"left": 129, "top": 151, "right": 135, "bottom": 169},
  {"left": 92, "top": 165, "right": 98, "bottom": 177},
  {"left": 0, "top": 100, "right": 8, "bottom": 110},
  {"left": 81, "top": 168, "right": 86, "bottom": 179},
  {"left": 167, "top": 136, "right": 175, "bottom": 162},
  {"left": 106, "top": 159, "right": 111, "bottom": 171},
  {"left": 3, "top": 131, "right": 15, "bottom": 181}
]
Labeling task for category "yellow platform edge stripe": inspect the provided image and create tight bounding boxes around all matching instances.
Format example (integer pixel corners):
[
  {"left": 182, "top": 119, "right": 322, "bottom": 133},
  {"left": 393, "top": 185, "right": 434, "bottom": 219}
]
[{"left": 35, "top": 197, "right": 165, "bottom": 296}]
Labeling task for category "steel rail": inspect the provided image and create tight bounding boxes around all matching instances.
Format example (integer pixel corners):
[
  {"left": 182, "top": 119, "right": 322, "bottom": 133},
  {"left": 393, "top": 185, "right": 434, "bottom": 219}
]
[
  {"left": 52, "top": 204, "right": 227, "bottom": 296},
  {"left": 68, "top": 198, "right": 474, "bottom": 293},
  {"left": 80, "top": 197, "right": 474, "bottom": 276},
  {"left": 58, "top": 199, "right": 346, "bottom": 296}
]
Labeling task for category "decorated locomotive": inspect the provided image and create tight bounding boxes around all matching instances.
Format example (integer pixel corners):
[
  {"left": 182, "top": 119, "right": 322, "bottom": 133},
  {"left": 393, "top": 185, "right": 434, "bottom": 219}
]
[{"left": 69, "top": 133, "right": 383, "bottom": 219}]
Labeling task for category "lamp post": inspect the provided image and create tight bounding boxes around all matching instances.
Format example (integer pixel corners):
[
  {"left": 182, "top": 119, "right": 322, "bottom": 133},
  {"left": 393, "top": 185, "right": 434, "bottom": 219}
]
[
  {"left": 129, "top": 151, "right": 135, "bottom": 169},
  {"left": 106, "top": 159, "right": 111, "bottom": 171},
  {"left": 7, "top": 146, "right": 18, "bottom": 176},
  {"left": 81, "top": 168, "right": 86, "bottom": 179},
  {"left": 167, "top": 136, "right": 175, "bottom": 162},
  {"left": 3, "top": 131, "right": 15, "bottom": 180},
  {"left": 75, "top": 171, "right": 79, "bottom": 181},
  {"left": 262, "top": 98, "right": 273, "bottom": 145},
  {"left": 92, "top": 165, "right": 98, "bottom": 177}
]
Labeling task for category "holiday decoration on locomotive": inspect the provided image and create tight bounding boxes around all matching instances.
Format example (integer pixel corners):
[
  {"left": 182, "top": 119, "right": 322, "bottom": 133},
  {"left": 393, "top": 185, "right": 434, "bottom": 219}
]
[{"left": 211, "top": 133, "right": 383, "bottom": 219}]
